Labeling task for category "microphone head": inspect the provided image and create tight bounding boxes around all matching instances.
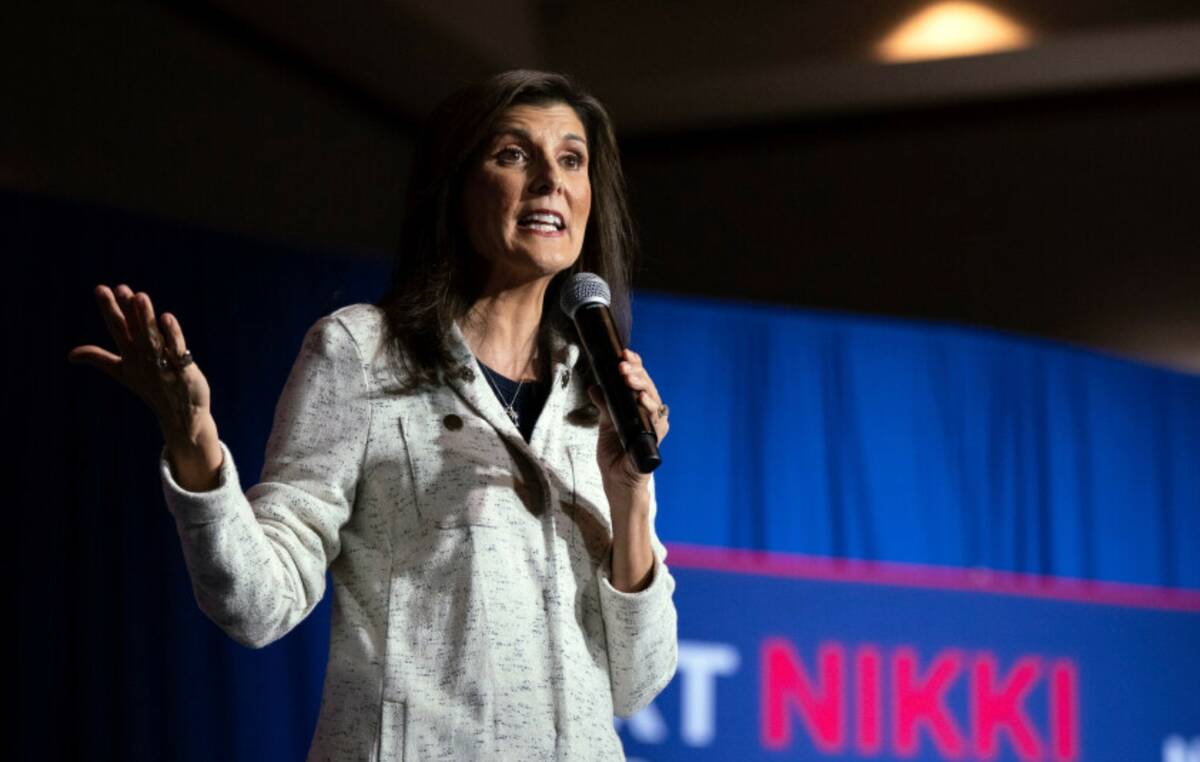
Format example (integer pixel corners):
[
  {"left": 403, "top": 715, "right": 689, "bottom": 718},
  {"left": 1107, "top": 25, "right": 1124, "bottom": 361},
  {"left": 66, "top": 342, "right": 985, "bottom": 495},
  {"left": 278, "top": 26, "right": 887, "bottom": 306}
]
[{"left": 559, "top": 272, "right": 611, "bottom": 319}]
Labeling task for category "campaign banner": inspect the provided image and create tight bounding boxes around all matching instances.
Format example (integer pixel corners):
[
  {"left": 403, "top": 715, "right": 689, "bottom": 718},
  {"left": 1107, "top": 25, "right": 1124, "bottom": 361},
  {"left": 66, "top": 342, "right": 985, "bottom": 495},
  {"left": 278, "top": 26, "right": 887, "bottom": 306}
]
[{"left": 618, "top": 544, "right": 1200, "bottom": 762}]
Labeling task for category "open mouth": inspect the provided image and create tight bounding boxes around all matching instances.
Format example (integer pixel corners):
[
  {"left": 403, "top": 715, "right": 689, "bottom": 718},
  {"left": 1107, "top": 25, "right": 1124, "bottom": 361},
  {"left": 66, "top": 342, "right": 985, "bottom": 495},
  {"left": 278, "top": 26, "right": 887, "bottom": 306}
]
[{"left": 517, "top": 211, "right": 565, "bottom": 233}]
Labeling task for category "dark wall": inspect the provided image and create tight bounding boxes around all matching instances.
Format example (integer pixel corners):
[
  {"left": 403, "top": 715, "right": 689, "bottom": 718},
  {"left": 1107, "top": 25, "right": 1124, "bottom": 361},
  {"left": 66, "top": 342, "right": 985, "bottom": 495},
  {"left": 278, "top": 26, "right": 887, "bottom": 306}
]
[
  {"left": 7, "top": 3, "right": 1199, "bottom": 371},
  {"left": 4, "top": 1, "right": 414, "bottom": 251},
  {"left": 621, "top": 81, "right": 1200, "bottom": 371}
]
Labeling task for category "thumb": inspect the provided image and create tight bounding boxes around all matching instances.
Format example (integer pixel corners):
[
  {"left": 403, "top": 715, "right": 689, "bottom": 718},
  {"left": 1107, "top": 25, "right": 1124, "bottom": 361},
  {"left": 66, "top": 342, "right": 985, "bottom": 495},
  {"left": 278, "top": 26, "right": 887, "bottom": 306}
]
[{"left": 67, "top": 345, "right": 123, "bottom": 382}]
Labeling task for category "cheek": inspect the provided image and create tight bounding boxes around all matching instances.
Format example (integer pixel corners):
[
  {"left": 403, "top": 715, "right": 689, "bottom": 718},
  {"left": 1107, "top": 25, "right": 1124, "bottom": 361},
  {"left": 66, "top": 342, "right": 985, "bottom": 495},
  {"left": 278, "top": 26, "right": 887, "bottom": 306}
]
[
  {"left": 575, "top": 183, "right": 593, "bottom": 231},
  {"left": 464, "top": 179, "right": 512, "bottom": 245}
]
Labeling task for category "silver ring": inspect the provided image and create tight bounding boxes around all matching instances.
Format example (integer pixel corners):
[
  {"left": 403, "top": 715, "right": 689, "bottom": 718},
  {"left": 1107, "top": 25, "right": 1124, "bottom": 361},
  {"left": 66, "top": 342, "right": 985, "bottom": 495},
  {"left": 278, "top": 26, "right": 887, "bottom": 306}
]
[{"left": 157, "top": 350, "right": 194, "bottom": 371}]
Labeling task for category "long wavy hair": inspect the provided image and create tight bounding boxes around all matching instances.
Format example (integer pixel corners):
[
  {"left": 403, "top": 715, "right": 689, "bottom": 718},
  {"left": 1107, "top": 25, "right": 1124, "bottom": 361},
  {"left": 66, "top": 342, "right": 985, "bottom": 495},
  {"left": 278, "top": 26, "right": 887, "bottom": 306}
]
[{"left": 375, "top": 69, "right": 637, "bottom": 391}]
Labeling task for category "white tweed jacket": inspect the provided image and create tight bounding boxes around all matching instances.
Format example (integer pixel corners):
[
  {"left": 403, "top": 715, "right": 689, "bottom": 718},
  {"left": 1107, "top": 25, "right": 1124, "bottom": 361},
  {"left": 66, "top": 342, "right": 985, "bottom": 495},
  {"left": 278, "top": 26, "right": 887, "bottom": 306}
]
[{"left": 158, "top": 303, "right": 678, "bottom": 761}]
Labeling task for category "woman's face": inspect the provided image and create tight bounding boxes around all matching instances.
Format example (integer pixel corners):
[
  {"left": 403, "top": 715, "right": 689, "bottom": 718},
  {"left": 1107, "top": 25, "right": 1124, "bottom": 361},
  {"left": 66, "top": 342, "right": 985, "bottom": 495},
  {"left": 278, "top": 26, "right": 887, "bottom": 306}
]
[{"left": 461, "top": 102, "right": 592, "bottom": 285}]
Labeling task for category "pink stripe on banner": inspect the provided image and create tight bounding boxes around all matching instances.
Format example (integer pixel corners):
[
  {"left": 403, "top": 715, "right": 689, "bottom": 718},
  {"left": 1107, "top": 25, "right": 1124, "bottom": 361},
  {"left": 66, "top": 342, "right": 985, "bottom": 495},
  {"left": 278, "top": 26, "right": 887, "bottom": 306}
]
[{"left": 663, "top": 542, "right": 1200, "bottom": 613}]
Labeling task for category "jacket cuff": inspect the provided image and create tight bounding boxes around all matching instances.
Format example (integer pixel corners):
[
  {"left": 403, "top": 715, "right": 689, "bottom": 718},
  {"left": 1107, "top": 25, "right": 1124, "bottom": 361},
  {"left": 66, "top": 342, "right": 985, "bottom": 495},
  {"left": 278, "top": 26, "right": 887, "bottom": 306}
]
[
  {"left": 597, "top": 550, "right": 674, "bottom": 634},
  {"left": 597, "top": 550, "right": 678, "bottom": 716},
  {"left": 159, "top": 439, "right": 243, "bottom": 526}
]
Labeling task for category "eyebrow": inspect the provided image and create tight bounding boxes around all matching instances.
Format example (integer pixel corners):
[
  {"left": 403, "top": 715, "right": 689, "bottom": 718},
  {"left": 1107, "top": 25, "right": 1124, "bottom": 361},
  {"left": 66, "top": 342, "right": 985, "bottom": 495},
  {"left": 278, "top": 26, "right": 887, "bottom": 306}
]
[{"left": 492, "top": 126, "right": 588, "bottom": 148}]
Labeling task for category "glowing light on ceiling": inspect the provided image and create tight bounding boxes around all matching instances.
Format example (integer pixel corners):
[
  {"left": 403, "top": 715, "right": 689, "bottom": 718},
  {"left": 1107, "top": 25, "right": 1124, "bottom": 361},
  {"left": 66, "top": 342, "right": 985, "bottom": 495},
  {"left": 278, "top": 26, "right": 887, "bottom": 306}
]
[{"left": 875, "top": 1, "right": 1033, "bottom": 63}]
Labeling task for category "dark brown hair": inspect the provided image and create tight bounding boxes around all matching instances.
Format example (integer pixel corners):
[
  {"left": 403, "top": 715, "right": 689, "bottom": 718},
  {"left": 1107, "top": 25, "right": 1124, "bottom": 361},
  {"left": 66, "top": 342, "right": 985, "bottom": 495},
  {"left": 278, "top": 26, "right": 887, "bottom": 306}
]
[{"left": 375, "top": 69, "right": 637, "bottom": 391}]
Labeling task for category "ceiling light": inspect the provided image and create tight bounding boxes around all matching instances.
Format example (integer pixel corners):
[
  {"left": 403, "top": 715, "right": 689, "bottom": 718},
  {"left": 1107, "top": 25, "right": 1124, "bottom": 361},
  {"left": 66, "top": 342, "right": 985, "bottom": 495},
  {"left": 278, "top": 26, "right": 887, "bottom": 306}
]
[{"left": 876, "top": 1, "right": 1033, "bottom": 63}]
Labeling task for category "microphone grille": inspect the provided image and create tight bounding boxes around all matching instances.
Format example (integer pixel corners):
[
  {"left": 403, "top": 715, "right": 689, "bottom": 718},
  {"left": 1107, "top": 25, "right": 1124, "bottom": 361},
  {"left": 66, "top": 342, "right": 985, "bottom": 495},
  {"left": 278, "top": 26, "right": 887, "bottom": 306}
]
[{"left": 559, "top": 272, "right": 611, "bottom": 318}]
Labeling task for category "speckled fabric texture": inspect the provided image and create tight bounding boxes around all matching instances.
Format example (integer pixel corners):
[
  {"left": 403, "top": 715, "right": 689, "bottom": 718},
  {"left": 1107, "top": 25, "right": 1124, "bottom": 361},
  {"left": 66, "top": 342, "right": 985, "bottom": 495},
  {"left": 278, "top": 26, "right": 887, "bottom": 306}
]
[{"left": 158, "top": 303, "right": 678, "bottom": 761}]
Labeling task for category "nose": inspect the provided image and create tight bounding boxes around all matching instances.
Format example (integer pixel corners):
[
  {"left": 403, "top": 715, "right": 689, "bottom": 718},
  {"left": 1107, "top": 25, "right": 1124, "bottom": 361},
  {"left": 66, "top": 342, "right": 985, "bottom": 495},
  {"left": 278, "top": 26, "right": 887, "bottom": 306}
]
[{"left": 528, "top": 155, "right": 563, "bottom": 196}]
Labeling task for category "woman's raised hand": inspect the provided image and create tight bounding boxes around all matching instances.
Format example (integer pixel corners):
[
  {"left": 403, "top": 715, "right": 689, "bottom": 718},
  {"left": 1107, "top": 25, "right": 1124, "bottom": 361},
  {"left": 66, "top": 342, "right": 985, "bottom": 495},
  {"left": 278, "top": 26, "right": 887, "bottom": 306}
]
[{"left": 67, "top": 284, "right": 216, "bottom": 455}]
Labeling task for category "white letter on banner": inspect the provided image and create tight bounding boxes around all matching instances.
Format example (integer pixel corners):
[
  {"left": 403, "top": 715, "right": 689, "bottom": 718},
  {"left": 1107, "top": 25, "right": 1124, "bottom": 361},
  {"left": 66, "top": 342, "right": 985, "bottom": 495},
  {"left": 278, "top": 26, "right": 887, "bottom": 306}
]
[
  {"left": 615, "top": 703, "right": 669, "bottom": 744},
  {"left": 1162, "top": 734, "right": 1200, "bottom": 762},
  {"left": 678, "top": 641, "right": 741, "bottom": 747}
]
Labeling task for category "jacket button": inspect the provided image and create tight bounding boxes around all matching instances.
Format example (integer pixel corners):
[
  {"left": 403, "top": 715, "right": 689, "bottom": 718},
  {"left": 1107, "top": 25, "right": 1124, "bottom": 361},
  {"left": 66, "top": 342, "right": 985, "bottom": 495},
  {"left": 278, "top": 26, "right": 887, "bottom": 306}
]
[{"left": 443, "top": 414, "right": 463, "bottom": 431}]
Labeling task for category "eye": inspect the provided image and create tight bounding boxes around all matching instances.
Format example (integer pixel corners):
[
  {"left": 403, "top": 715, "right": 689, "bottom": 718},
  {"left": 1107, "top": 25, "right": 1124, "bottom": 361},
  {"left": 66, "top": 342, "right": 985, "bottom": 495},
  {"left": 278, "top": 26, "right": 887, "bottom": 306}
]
[
  {"left": 561, "top": 152, "right": 586, "bottom": 170},
  {"left": 496, "top": 146, "right": 527, "bottom": 164}
]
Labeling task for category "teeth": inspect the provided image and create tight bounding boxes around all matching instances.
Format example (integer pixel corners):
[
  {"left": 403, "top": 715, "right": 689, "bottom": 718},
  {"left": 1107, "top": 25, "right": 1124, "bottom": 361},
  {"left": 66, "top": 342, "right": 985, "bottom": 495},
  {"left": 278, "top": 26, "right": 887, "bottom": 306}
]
[
  {"left": 520, "top": 212, "right": 563, "bottom": 229},
  {"left": 527, "top": 223, "right": 558, "bottom": 232}
]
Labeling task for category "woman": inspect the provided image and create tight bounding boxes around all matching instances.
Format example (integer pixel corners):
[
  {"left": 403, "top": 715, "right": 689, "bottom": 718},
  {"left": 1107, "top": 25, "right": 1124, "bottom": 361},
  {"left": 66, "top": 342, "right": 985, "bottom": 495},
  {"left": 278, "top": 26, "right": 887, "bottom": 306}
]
[{"left": 67, "top": 70, "right": 677, "bottom": 760}]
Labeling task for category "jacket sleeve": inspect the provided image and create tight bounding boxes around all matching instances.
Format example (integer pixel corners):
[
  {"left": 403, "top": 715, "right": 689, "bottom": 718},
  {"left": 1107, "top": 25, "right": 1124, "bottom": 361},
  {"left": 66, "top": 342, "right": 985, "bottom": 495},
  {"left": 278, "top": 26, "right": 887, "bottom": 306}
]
[
  {"left": 597, "top": 474, "right": 679, "bottom": 717},
  {"left": 158, "top": 314, "right": 372, "bottom": 649}
]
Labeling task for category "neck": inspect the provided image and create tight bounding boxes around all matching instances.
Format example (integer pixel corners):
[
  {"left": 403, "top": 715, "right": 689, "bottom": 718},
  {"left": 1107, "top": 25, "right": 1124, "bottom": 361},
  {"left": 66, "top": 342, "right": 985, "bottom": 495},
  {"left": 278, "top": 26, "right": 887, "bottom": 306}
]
[{"left": 460, "top": 272, "right": 553, "bottom": 381}]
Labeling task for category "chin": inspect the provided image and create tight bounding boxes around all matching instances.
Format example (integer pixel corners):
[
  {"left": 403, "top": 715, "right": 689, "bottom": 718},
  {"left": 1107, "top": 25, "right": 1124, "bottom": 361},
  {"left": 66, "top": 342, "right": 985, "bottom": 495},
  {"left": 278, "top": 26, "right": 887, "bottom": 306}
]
[{"left": 515, "top": 248, "right": 582, "bottom": 279}]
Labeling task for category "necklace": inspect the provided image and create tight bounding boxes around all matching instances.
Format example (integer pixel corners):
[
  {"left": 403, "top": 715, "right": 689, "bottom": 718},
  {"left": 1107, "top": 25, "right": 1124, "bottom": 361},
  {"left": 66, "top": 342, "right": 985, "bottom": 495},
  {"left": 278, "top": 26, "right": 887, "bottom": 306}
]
[{"left": 478, "top": 360, "right": 526, "bottom": 426}]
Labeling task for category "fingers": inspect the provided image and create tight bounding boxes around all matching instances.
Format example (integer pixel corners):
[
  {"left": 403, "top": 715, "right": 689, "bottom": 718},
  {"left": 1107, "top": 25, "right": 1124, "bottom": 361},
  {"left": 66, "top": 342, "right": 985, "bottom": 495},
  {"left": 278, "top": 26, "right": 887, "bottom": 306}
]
[
  {"left": 618, "top": 348, "right": 660, "bottom": 404},
  {"left": 94, "top": 285, "right": 133, "bottom": 354},
  {"left": 619, "top": 363, "right": 656, "bottom": 396},
  {"left": 618, "top": 348, "right": 670, "bottom": 442},
  {"left": 112, "top": 284, "right": 137, "bottom": 334},
  {"left": 66, "top": 344, "right": 123, "bottom": 380},
  {"left": 639, "top": 389, "right": 669, "bottom": 441},
  {"left": 139, "top": 292, "right": 166, "bottom": 354},
  {"left": 113, "top": 284, "right": 151, "bottom": 357},
  {"left": 159, "top": 312, "right": 189, "bottom": 367},
  {"left": 132, "top": 290, "right": 167, "bottom": 362},
  {"left": 89, "top": 283, "right": 178, "bottom": 376}
]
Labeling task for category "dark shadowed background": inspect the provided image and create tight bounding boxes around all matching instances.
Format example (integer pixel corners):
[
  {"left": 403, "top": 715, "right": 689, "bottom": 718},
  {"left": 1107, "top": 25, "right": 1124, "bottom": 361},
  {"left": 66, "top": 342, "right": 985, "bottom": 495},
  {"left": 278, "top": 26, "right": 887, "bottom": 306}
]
[{"left": 8, "top": 0, "right": 1200, "bottom": 373}]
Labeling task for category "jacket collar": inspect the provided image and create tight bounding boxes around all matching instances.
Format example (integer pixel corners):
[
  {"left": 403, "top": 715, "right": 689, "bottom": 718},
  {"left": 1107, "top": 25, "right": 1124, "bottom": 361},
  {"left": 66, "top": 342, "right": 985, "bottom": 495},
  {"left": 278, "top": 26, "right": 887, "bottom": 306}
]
[
  {"left": 444, "top": 321, "right": 608, "bottom": 535},
  {"left": 444, "top": 320, "right": 581, "bottom": 450}
]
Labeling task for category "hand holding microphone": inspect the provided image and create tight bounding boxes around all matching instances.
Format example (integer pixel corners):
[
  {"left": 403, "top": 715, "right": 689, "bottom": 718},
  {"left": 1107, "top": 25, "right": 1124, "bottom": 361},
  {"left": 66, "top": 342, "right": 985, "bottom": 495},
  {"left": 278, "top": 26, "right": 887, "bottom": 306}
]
[{"left": 560, "top": 273, "right": 666, "bottom": 476}]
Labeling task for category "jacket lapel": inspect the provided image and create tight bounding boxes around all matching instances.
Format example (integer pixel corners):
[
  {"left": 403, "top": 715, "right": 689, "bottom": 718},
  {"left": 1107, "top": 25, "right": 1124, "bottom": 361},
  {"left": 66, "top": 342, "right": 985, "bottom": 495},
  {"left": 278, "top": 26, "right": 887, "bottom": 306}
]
[
  {"left": 440, "top": 321, "right": 608, "bottom": 530},
  {"left": 442, "top": 320, "right": 524, "bottom": 437},
  {"left": 442, "top": 321, "right": 583, "bottom": 456}
]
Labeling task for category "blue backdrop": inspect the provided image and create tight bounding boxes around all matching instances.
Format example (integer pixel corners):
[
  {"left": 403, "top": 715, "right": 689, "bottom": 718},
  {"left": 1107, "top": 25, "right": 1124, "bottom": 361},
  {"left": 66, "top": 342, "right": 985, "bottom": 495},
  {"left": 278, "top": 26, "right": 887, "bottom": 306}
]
[{"left": 21, "top": 192, "right": 1199, "bottom": 760}]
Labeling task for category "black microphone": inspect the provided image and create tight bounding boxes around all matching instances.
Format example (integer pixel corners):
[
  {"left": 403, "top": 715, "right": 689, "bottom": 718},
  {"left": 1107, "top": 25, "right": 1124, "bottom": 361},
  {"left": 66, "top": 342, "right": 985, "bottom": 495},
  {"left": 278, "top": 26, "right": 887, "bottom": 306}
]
[{"left": 560, "top": 273, "right": 662, "bottom": 474}]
